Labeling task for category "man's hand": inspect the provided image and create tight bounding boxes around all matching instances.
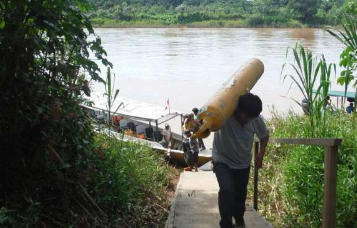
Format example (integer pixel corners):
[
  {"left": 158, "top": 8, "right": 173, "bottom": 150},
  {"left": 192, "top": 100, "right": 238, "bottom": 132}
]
[
  {"left": 255, "top": 152, "right": 264, "bottom": 170},
  {"left": 211, "top": 160, "right": 215, "bottom": 173},
  {"left": 256, "top": 133, "right": 269, "bottom": 170}
]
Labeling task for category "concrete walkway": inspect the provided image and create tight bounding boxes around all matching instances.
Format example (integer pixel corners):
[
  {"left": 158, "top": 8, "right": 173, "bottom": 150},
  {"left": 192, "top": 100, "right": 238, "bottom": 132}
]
[{"left": 167, "top": 171, "right": 273, "bottom": 228}]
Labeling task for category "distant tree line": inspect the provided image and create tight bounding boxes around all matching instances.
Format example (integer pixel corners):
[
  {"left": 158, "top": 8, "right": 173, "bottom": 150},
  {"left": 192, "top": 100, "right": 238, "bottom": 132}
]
[{"left": 88, "top": 0, "right": 349, "bottom": 27}]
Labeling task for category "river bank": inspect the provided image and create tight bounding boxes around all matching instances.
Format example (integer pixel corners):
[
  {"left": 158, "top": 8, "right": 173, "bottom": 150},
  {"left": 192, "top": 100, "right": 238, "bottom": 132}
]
[{"left": 91, "top": 18, "right": 317, "bottom": 28}]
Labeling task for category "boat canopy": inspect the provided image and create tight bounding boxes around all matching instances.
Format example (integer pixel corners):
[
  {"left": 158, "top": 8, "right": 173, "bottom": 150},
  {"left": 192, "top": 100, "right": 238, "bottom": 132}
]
[
  {"left": 82, "top": 92, "right": 182, "bottom": 125},
  {"left": 313, "top": 89, "right": 356, "bottom": 99}
]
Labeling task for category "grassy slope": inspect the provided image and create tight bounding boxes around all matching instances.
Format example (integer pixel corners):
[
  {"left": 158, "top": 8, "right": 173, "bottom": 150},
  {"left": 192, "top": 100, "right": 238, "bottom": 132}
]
[
  {"left": 248, "top": 110, "right": 357, "bottom": 228},
  {"left": 0, "top": 134, "right": 179, "bottom": 228}
]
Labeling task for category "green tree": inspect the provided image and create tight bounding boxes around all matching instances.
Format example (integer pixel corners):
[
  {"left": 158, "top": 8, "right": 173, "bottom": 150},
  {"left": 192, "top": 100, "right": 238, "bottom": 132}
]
[
  {"left": 0, "top": 0, "right": 111, "bottom": 204},
  {"left": 287, "top": 0, "right": 322, "bottom": 23}
]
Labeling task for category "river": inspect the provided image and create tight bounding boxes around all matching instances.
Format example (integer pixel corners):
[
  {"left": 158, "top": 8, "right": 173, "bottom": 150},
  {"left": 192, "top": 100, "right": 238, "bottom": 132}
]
[{"left": 91, "top": 28, "right": 347, "bottom": 147}]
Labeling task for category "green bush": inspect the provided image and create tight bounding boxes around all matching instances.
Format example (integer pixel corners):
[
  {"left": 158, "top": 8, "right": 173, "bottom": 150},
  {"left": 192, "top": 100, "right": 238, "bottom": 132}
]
[
  {"left": 246, "top": 13, "right": 292, "bottom": 27},
  {"left": 0, "top": 0, "right": 110, "bottom": 194}
]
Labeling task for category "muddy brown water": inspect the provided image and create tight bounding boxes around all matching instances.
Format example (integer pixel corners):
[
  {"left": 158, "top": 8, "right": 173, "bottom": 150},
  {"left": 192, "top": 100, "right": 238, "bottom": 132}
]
[{"left": 91, "top": 28, "right": 347, "bottom": 148}]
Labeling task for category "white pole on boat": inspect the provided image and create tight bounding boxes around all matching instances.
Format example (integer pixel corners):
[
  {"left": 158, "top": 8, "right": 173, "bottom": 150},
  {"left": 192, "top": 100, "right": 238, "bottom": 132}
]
[
  {"left": 180, "top": 114, "right": 184, "bottom": 141},
  {"left": 155, "top": 120, "right": 159, "bottom": 142}
]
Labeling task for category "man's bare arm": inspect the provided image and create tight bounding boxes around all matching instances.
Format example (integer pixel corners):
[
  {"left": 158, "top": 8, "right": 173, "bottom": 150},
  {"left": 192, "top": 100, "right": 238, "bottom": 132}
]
[{"left": 255, "top": 133, "right": 269, "bottom": 170}]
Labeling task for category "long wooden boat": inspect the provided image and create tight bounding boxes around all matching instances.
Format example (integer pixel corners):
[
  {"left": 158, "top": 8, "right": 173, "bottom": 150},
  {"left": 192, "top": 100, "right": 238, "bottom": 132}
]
[{"left": 83, "top": 93, "right": 212, "bottom": 167}]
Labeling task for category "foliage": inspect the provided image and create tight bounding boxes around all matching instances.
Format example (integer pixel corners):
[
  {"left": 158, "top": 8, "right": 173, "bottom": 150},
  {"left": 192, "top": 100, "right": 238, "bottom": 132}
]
[
  {"left": 0, "top": 0, "right": 179, "bottom": 226},
  {"left": 282, "top": 43, "right": 335, "bottom": 136},
  {"left": 287, "top": 0, "right": 322, "bottom": 23},
  {"left": 0, "top": 0, "right": 116, "bottom": 226},
  {"left": 0, "top": 0, "right": 111, "bottom": 177},
  {"left": 252, "top": 110, "right": 357, "bottom": 228},
  {"left": 87, "top": 0, "right": 347, "bottom": 27}
]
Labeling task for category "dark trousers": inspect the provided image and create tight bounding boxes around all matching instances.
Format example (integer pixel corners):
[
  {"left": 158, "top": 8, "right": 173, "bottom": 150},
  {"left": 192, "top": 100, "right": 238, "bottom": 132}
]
[
  {"left": 214, "top": 162, "right": 250, "bottom": 228},
  {"left": 198, "top": 138, "right": 205, "bottom": 149}
]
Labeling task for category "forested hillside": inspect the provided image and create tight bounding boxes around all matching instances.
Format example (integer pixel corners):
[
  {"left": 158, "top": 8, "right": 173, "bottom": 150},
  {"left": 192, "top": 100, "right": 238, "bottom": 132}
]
[{"left": 88, "top": 0, "right": 348, "bottom": 27}]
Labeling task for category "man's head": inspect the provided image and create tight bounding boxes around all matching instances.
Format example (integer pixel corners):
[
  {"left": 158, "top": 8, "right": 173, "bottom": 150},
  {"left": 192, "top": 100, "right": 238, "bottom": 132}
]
[
  {"left": 350, "top": 102, "right": 354, "bottom": 107},
  {"left": 184, "top": 130, "right": 191, "bottom": 137},
  {"left": 192, "top": 108, "right": 199, "bottom": 115},
  {"left": 187, "top": 113, "right": 194, "bottom": 120},
  {"left": 235, "top": 93, "right": 262, "bottom": 125},
  {"left": 165, "top": 123, "right": 170, "bottom": 129}
]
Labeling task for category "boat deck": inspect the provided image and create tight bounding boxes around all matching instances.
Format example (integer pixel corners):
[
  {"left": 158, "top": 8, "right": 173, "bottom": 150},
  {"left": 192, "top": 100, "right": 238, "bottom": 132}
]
[{"left": 167, "top": 171, "right": 273, "bottom": 228}]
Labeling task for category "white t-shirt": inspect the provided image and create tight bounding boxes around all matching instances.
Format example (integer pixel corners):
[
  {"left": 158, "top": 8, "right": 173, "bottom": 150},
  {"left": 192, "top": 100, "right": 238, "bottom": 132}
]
[
  {"left": 212, "top": 115, "right": 269, "bottom": 169},
  {"left": 163, "top": 128, "right": 172, "bottom": 142}
]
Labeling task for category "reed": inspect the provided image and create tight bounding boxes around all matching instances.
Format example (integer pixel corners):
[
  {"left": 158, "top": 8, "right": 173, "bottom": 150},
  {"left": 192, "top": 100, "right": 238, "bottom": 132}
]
[
  {"left": 104, "top": 67, "right": 124, "bottom": 140},
  {"left": 282, "top": 43, "right": 335, "bottom": 137}
]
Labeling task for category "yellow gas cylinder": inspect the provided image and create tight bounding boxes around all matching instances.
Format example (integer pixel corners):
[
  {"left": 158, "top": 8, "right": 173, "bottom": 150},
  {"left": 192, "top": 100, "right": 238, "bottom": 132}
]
[{"left": 192, "top": 58, "right": 264, "bottom": 139}]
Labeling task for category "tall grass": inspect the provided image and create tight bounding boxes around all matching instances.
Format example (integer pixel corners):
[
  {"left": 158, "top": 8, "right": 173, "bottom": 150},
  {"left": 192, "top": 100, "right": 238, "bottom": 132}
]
[
  {"left": 249, "top": 110, "right": 357, "bottom": 228},
  {"left": 104, "top": 67, "right": 124, "bottom": 140},
  {"left": 88, "top": 134, "right": 177, "bottom": 227},
  {"left": 0, "top": 133, "right": 177, "bottom": 227}
]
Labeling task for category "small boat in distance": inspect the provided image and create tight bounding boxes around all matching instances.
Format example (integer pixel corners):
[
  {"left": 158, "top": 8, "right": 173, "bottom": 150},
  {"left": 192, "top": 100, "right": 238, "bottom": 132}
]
[
  {"left": 302, "top": 89, "right": 357, "bottom": 113},
  {"left": 82, "top": 93, "right": 212, "bottom": 167}
]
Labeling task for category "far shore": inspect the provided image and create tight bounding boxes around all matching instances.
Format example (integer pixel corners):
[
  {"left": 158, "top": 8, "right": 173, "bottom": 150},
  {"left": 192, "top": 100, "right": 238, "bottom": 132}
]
[{"left": 91, "top": 19, "right": 337, "bottom": 29}]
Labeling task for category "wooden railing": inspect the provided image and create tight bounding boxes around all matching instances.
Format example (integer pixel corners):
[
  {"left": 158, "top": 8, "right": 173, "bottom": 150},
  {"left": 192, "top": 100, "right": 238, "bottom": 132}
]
[{"left": 253, "top": 138, "right": 342, "bottom": 228}]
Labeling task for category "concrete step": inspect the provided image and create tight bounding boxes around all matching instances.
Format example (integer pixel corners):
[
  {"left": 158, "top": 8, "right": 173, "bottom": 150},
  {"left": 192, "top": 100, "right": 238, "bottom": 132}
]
[{"left": 167, "top": 171, "right": 273, "bottom": 228}]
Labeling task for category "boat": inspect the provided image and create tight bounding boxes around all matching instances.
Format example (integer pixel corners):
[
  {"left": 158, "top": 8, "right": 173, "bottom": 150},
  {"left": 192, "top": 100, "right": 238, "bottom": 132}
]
[
  {"left": 310, "top": 89, "right": 356, "bottom": 111},
  {"left": 81, "top": 93, "right": 212, "bottom": 167}
]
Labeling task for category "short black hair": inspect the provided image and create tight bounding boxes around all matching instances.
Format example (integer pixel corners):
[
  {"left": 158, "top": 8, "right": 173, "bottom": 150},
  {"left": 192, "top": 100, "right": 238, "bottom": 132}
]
[
  {"left": 192, "top": 108, "right": 199, "bottom": 114},
  {"left": 237, "top": 93, "right": 262, "bottom": 118}
]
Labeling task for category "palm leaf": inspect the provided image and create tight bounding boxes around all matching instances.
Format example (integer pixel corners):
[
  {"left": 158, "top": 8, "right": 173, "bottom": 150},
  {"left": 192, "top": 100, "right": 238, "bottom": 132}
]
[
  {"left": 344, "top": 57, "right": 351, "bottom": 102},
  {"left": 113, "top": 89, "right": 120, "bottom": 101},
  {"left": 285, "top": 74, "right": 308, "bottom": 99},
  {"left": 113, "top": 102, "right": 124, "bottom": 115},
  {"left": 290, "top": 63, "right": 305, "bottom": 86},
  {"left": 327, "top": 29, "right": 344, "bottom": 44}
]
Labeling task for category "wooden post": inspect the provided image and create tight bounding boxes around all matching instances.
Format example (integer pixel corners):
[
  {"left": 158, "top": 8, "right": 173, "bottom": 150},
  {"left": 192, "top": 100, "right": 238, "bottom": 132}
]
[
  {"left": 253, "top": 141, "right": 259, "bottom": 211},
  {"left": 322, "top": 145, "right": 338, "bottom": 228}
]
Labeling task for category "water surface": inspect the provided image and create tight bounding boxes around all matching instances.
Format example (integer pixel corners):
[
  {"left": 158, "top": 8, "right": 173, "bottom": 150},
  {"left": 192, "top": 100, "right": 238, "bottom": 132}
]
[{"left": 91, "top": 28, "right": 346, "bottom": 146}]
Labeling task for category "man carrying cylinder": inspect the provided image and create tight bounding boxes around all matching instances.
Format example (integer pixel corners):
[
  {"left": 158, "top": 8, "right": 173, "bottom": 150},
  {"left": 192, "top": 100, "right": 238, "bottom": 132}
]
[
  {"left": 193, "top": 58, "right": 269, "bottom": 228},
  {"left": 212, "top": 93, "right": 269, "bottom": 228}
]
